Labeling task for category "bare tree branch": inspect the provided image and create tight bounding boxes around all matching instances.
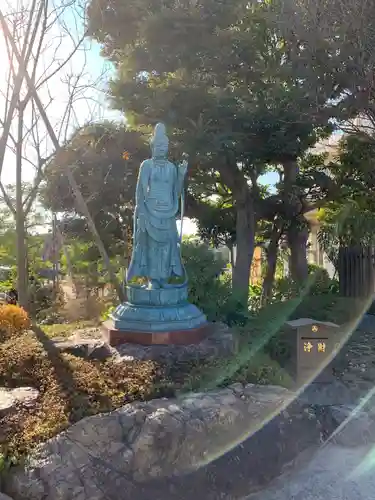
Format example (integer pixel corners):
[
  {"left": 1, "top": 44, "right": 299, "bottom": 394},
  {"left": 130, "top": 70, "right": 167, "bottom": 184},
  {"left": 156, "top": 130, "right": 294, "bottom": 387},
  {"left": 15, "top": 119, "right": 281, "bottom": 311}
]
[{"left": 0, "top": 0, "right": 43, "bottom": 177}]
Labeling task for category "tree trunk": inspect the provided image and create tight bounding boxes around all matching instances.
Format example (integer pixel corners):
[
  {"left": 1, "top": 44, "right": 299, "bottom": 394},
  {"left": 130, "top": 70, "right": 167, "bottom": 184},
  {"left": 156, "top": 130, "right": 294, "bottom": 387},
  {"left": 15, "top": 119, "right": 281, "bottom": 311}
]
[
  {"left": 287, "top": 222, "right": 309, "bottom": 284},
  {"left": 232, "top": 194, "right": 256, "bottom": 305},
  {"left": 16, "top": 103, "right": 29, "bottom": 309},
  {"left": 228, "top": 243, "right": 235, "bottom": 267},
  {"left": 262, "top": 224, "right": 282, "bottom": 302},
  {"left": 281, "top": 158, "right": 309, "bottom": 285}
]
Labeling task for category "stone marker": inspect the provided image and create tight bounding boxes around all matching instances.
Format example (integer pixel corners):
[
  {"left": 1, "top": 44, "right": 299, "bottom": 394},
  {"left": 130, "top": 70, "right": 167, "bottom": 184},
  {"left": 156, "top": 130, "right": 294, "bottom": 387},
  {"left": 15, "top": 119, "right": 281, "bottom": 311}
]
[
  {"left": 103, "top": 123, "right": 210, "bottom": 346},
  {"left": 285, "top": 318, "right": 340, "bottom": 384}
]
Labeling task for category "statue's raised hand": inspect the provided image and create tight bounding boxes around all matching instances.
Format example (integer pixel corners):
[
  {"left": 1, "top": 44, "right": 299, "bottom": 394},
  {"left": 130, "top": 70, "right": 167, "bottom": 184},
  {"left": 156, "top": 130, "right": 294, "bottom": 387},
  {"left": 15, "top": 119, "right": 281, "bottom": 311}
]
[
  {"left": 179, "top": 154, "right": 188, "bottom": 175},
  {"left": 180, "top": 159, "right": 188, "bottom": 170}
]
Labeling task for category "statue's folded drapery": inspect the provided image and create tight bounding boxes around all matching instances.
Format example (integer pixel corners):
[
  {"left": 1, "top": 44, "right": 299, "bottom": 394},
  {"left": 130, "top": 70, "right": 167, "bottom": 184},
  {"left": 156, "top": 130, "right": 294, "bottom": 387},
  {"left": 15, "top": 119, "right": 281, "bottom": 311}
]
[{"left": 127, "top": 154, "right": 186, "bottom": 284}]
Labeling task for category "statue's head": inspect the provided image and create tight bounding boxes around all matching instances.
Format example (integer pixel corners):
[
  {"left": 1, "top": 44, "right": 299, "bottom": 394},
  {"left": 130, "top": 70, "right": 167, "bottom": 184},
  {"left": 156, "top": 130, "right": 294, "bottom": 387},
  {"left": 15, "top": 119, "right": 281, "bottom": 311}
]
[{"left": 151, "top": 123, "right": 169, "bottom": 159}]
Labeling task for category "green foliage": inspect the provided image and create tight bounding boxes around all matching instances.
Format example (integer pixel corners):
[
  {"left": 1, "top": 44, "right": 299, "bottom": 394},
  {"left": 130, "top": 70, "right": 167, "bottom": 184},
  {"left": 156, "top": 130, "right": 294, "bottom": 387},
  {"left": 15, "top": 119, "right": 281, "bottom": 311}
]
[
  {"left": 0, "top": 266, "right": 16, "bottom": 293},
  {"left": 176, "top": 351, "right": 293, "bottom": 393},
  {"left": 309, "top": 135, "right": 375, "bottom": 268},
  {"left": 0, "top": 451, "right": 18, "bottom": 474},
  {"left": 318, "top": 201, "right": 375, "bottom": 269},
  {"left": 272, "top": 264, "right": 338, "bottom": 301},
  {"left": 196, "top": 196, "right": 236, "bottom": 250},
  {"left": 227, "top": 351, "right": 293, "bottom": 387},
  {"left": 290, "top": 295, "right": 363, "bottom": 325},
  {"left": 182, "top": 242, "right": 248, "bottom": 325},
  {"left": 101, "top": 305, "right": 115, "bottom": 321},
  {"left": 239, "top": 290, "right": 363, "bottom": 372},
  {"left": 249, "top": 283, "right": 263, "bottom": 311},
  {"left": 88, "top": 0, "right": 331, "bottom": 162},
  {"left": 0, "top": 200, "right": 47, "bottom": 282},
  {"left": 30, "top": 283, "right": 64, "bottom": 321},
  {"left": 275, "top": 0, "right": 375, "bottom": 138}
]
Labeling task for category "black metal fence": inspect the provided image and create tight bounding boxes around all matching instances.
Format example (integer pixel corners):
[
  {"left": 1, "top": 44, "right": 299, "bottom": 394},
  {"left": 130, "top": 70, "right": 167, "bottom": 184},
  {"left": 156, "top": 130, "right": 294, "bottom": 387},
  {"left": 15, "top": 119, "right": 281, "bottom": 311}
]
[{"left": 338, "top": 246, "right": 375, "bottom": 297}]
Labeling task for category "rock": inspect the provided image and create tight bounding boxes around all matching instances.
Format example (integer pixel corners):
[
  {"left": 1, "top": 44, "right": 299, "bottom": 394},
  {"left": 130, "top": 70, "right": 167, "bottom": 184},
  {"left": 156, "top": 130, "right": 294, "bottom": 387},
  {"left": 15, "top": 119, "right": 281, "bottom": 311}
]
[
  {"left": 0, "top": 389, "right": 14, "bottom": 416},
  {"left": 53, "top": 338, "right": 112, "bottom": 361},
  {"left": 357, "top": 314, "right": 375, "bottom": 334},
  {"left": 0, "top": 493, "right": 14, "bottom": 500},
  {"left": 326, "top": 404, "right": 375, "bottom": 447},
  {"left": 296, "top": 382, "right": 375, "bottom": 445},
  {"left": 114, "top": 322, "right": 237, "bottom": 365},
  {"left": 3, "top": 384, "right": 322, "bottom": 500},
  {"left": 0, "top": 387, "right": 39, "bottom": 416},
  {"left": 11, "top": 388, "right": 39, "bottom": 409},
  {"left": 246, "top": 443, "right": 374, "bottom": 500},
  {"left": 298, "top": 381, "right": 355, "bottom": 406}
]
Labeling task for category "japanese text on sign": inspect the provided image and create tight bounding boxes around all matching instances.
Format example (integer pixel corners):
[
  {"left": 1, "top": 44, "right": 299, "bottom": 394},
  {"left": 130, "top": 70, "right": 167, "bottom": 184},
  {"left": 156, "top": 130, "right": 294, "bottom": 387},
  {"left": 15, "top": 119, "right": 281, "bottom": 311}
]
[{"left": 303, "top": 341, "right": 326, "bottom": 353}]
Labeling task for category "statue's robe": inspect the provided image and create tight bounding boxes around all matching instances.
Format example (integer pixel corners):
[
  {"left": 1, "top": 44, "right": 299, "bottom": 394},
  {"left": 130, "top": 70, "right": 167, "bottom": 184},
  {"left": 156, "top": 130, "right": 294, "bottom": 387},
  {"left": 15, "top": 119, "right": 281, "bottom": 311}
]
[{"left": 127, "top": 159, "right": 186, "bottom": 282}]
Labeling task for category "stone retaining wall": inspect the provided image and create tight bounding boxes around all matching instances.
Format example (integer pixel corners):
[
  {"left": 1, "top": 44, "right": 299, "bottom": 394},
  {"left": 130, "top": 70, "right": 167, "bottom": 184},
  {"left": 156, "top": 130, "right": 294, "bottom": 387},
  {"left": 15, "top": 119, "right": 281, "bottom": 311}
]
[{"left": 3, "top": 384, "right": 324, "bottom": 500}]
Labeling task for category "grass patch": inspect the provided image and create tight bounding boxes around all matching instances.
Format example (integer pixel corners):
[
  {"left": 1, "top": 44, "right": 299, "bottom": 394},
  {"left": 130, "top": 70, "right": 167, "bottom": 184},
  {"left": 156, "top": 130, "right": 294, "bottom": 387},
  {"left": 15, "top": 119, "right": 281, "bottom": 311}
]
[
  {"left": 0, "top": 329, "right": 175, "bottom": 462},
  {"left": 41, "top": 319, "right": 100, "bottom": 338}
]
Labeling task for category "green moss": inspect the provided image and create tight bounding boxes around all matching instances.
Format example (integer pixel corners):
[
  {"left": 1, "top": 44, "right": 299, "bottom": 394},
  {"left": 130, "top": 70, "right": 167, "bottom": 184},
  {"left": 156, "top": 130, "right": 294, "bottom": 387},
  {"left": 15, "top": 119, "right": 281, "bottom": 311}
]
[{"left": 41, "top": 320, "right": 100, "bottom": 338}]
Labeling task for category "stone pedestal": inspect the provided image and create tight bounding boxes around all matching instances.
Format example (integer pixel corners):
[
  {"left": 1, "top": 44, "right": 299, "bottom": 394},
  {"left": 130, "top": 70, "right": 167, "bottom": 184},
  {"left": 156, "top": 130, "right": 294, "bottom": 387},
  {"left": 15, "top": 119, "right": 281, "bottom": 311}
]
[{"left": 102, "top": 283, "right": 210, "bottom": 346}]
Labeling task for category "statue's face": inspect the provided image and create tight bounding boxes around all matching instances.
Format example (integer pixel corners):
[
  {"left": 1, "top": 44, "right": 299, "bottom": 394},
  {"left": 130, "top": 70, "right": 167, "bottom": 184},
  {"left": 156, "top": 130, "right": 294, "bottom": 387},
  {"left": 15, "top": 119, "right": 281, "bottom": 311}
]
[{"left": 153, "top": 143, "right": 168, "bottom": 159}]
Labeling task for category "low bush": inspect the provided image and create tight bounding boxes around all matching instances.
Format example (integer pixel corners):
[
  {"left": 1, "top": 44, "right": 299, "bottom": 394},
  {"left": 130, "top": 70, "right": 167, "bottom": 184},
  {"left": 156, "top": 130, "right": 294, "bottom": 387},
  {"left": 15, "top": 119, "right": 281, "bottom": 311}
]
[
  {"left": 0, "top": 305, "right": 30, "bottom": 342},
  {"left": 248, "top": 283, "right": 262, "bottom": 311},
  {"left": 101, "top": 304, "right": 115, "bottom": 321},
  {"left": 169, "top": 348, "right": 293, "bottom": 394},
  {"left": 227, "top": 351, "right": 293, "bottom": 387},
  {"left": 182, "top": 242, "right": 248, "bottom": 324},
  {"left": 30, "top": 283, "right": 65, "bottom": 320},
  {"left": 273, "top": 265, "right": 339, "bottom": 303}
]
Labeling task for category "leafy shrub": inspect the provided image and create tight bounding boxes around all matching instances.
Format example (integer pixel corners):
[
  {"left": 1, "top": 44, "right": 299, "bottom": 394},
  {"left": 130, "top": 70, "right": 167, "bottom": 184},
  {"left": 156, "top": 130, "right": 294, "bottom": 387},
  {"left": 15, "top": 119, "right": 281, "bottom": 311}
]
[
  {"left": 307, "top": 264, "right": 339, "bottom": 294},
  {"left": 249, "top": 283, "right": 262, "bottom": 311},
  {"left": 290, "top": 294, "right": 363, "bottom": 324},
  {"left": 101, "top": 305, "right": 116, "bottom": 321},
  {"left": 0, "top": 266, "right": 16, "bottom": 294},
  {"left": 30, "top": 283, "right": 65, "bottom": 320},
  {"left": 272, "top": 265, "right": 339, "bottom": 303},
  {"left": 227, "top": 351, "right": 293, "bottom": 387},
  {"left": 171, "top": 346, "right": 293, "bottom": 393},
  {"left": 182, "top": 242, "right": 248, "bottom": 324},
  {"left": 0, "top": 305, "right": 30, "bottom": 342}
]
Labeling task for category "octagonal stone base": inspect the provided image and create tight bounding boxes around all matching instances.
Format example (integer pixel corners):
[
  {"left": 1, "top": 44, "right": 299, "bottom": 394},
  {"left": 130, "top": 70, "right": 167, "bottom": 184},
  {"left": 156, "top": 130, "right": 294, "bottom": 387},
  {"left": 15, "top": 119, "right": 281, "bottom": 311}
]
[
  {"left": 102, "top": 320, "right": 213, "bottom": 347},
  {"left": 112, "top": 301, "right": 207, "bottom": 332}
]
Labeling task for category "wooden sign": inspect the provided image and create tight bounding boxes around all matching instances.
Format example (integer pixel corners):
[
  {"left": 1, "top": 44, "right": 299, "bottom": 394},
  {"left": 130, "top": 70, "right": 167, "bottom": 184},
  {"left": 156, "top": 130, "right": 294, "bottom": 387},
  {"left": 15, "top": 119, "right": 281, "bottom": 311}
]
[{"left": 285, "top": 318, "right": 340, "bottom": 384}]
